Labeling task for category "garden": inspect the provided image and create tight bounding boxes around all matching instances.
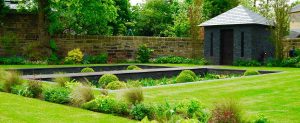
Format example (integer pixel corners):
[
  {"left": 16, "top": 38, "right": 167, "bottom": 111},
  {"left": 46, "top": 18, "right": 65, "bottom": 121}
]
[{"left": 1, "top": 0, "right": 300, "bottom": 123}]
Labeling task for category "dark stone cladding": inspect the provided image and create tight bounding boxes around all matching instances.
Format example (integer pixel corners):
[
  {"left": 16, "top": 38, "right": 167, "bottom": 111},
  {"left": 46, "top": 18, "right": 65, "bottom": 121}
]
[
  {"left": 21, "top": 67, "right": 280, "bottom": 82},
  {"left": 203, "top": 24, "right": 274, "bottom": 65}
]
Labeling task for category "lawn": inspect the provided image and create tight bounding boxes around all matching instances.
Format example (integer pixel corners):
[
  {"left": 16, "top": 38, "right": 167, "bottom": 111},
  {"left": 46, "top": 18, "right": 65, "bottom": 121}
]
[
  {"left": 0, "top": 92, "right": 136, "bottom": 123},
  {"left": 142, "top": 66, "right": 300, "bottom": 122},
  {"left": 0, "top": 64, "right": 299, "bottom": 122}
]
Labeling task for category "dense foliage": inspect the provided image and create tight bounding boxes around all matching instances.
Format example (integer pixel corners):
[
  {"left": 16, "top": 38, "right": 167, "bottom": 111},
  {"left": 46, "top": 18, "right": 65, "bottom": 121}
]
[
  {"left": 136, "top": 44, "right": 154, "bottom": 63},
  {"left": 152, "top": 55, "right": 208, "bottom": 65}
]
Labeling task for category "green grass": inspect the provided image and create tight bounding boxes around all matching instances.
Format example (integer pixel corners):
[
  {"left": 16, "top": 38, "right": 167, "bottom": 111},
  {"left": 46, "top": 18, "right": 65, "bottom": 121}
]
[
  {"left": 0, "top": 92, "right": 136, "bottom": 123},
  {"left": 1, "top": 64, "right": 300, "bottom": 122},
  {"left": 141, "top": 66, "right": 300, "bottom": 122}
]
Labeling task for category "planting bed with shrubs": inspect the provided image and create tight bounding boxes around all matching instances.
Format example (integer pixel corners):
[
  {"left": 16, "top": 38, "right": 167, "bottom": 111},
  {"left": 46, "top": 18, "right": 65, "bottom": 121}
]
[{"left": 0, "top": 68, "right": 271, "bottom": 123}]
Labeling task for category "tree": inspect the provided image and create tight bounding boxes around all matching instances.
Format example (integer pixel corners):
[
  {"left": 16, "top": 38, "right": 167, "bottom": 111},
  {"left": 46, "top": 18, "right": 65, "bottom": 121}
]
[
  {"left": 133, "top": 0, "right": 176, "bottom": 36},
  {"left": 49, "top": 0, "right": 117, "bottom": 35},
  {"left": 0, "top": 0, "right": 9, "bottom": 25},
  {"left": 202, "top": 0, "right": 239, "bottom": 21},
  {"left": 270, "top": 0, "right": 291, "bottom": 60},
  {"left": 110, "top": 0, "right": 131, "bottom": 36},
  {"left": 188, "top": 0, "right": 202, "bottom": 39}
]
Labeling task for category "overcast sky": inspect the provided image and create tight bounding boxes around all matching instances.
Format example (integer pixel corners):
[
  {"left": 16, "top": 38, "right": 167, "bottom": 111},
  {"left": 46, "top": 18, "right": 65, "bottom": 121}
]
[{"left": 130, "top": 0, "right": 298, "bottom": 5}]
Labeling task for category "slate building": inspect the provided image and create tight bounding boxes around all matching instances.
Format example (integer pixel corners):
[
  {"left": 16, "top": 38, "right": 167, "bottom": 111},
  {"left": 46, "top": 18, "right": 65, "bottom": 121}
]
[{"left": 200, "top": 5, "right": 274, "bottom": 65}]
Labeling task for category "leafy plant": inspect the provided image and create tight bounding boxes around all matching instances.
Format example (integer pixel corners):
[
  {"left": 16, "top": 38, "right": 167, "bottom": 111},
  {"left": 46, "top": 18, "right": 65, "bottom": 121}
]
[
  {"left": 11, "top": 85, "right": 33, "bottom": 98},
  {"left": 70, "top": 85, "right": 94, "bottom": 106},
  {"left": 243, "top": 70, "right": 260, "bottom": 76},
  {"left": 98, "top": 74, "right": 119, "bottom": 87},
  {"left": 64, "top": 48, "right": 84, "bottom": 64},
  {"left": 127, "top": 65, "right": 142, "bottom": 70},
  {"left": 81, "top": 96, "right": 129, "bottom": 116},
  {"left": 0, "top": 56, "right": 26, "bottom": 65},
  {"left": 43, "top": 87, "right": 70, "bottom": 104},
  {"left": 123, "top": 87, "right": 144, "bottom": 105},
  {"left": 27, "top": 80, "right": 43, "bottom": 98},
  {"left": 137, "top": 44, "right": 154, "bottom": 63},
  {"left": 48, "top": 39, "right": 59, "bottom": 64},
  {"left": 81, "top": 67, "right": 95, "bottom": 73},
  {"left": 106, "top": 81, "right": 127, "bottom": 90},
  {"left": 130, "top": 103, "right": 156, "bottom": 120},
  {"left": 84, "top": 53, "right": 108, "bottom": 64},
  {"left": 233, "top": 59, "right": 262, "bottom": 67},
  {"left": 152, "top": 56, "right": 208, "bottom": 65}
]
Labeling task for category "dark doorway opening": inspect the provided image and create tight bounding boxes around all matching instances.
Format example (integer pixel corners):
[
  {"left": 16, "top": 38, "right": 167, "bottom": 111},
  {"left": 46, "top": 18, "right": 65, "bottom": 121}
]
[{"left": 220, "top": 29, "right": 234, "bottom": 65}]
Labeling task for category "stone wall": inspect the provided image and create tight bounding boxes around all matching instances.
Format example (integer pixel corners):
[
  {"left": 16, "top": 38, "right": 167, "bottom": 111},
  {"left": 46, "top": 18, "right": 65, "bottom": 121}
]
[
  {"left": 53, "top": 35, "right": 203, "bottom": 61},
  {"left": 283, "top": 38, "right": 300, "bottom": 57}
]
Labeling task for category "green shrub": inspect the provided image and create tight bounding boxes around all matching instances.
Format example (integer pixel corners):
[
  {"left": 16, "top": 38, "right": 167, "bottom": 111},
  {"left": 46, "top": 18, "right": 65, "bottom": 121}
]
[
  {"left": 137, "top": 44, "right": 154, "bottom": 63},
  {"left": 27, "top": 80, "right": 43, "bottom": 98},
  {"left": 123, "top": 87, "right": 144, "bottom": 105},
  {"left": 243, "top": 70, "right": 260, "bottom": 76},
  {"left": 281, "top": 57, "right": 300, "bottom": 67},
  {"left": 233, "top": 59, "right": 262, "bottom": 67},
  {"left": 43, "top": 87, "right": 70, "bottom": 104},
  {"left": 130, "top": 103, "right": 156, "bottom": 120},
  {"left": 11, "top": 85, "right": 33, "bottom": 97},
  {"left": 64, "top": 48, "right": 84, "bottom": 64},
  {"left": 81, "top": 67, "right": 95, "bottom": 73},
  {"left": 0, "top": 56, "right": 26, "bottom": 65},
  {"left": 98, "top": 74, "right": 119, "bottom": 87},
  {"left": 84, "top": 53, "right": 108, "bottom": 64},
  {"left": 81, "top": 96, "right": 129, "bottom": 116},
  {"left": 2, "top": 71, "right": 23, "bottom": 92},
  {"left": 210, "top": 99, "right": 242, "bottom": 123},
  {"left": 106, "top": 81, "right": 127, "bottom": 90},
  {"left": 175, "top": 73, "right": 195, "bottom": 83},
  {"left": 70, "top": 85, "right": 94, "bottom": 106},
  {"left": 175, "top": 99, "right": 210, "bottom": 122},
  {"left": 127, "top": 65, "right": 142, "bottom": 70},
  {"left": 204, "top": 73, "right": 221, "bottom": 80},
  {"left": 52, "top": 75, "right": 70, "bottom": 87},
  {"left": 152, "top": 56, "right": 208, "bottom": 65},
  {"left": 180, "top": 70, "right": 197, "bottom": 80}
]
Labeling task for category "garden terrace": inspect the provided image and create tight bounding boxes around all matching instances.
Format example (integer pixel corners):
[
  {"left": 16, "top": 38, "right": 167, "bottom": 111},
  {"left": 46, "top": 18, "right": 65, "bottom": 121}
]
[{"left": 21, "top": 66, "right": 280, "bottom": 83}]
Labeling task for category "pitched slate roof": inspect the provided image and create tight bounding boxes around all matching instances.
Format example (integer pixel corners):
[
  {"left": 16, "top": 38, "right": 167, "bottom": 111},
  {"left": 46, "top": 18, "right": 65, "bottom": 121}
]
[
  {"left": 200, "top": 5, "right": 272, "bottom": 27},
  {"left": 291, "top": 4, "right": 300, "bottom": 13}
]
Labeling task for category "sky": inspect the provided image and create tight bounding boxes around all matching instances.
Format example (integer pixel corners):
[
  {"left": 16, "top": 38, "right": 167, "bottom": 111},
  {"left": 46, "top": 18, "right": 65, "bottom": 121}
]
[{"left": 130, "top": 0, "right": 299, "bottom": 5}]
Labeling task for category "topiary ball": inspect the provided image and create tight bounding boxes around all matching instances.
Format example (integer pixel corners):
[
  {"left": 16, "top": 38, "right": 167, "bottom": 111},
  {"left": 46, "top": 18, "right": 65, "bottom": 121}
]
[
  {"left": 243, "top": 70, "right": 260, "bottom": 76},
  {"left": 106, "top": 81, "right": 127, "bottom": 90},
  {"left": 175, "top": 73, "right": 195, "bottom": 83},
  {"left": 180, "top": 70, "right": 197, "bottom": 79},
  {"left": 127, "top": 65, "right": 142, "bottom": 70},
  {"left": 98, "top": 74, "right": 119, "bottom": 87},
  {"left": 81, "top": 67, "right": 95, "bottom": 73}
]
